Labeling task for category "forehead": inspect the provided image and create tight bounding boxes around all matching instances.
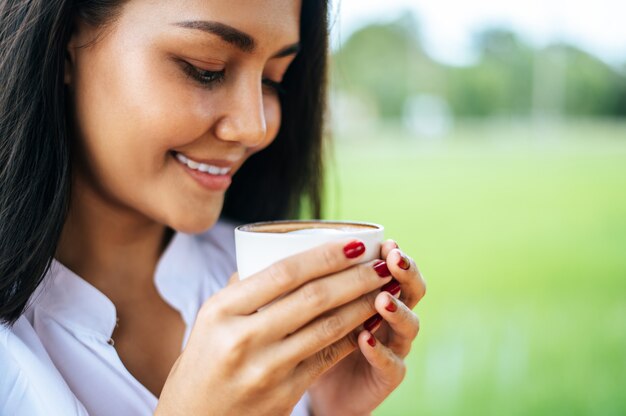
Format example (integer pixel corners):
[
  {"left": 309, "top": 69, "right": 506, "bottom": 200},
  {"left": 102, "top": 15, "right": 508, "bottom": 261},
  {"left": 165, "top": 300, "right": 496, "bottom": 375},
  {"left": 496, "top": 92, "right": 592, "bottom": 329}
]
[{"left": 118, "top": 0, "right": 301, "bottom": 48}]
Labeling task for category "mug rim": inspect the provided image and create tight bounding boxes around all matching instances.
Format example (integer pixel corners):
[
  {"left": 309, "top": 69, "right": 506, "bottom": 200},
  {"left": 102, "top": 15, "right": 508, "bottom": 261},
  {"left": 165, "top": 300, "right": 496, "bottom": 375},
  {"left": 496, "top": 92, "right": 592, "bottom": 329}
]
[{"left": 236, "top": 219, "right": 383, "bottom": 234}]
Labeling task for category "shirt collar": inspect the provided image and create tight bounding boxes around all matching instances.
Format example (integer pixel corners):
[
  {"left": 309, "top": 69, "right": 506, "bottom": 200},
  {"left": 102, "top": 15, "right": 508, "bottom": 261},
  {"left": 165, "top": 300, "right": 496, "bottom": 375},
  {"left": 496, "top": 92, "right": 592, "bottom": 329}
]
[{"left": 30, "top": 231, "right": 203, "bottom": 340}]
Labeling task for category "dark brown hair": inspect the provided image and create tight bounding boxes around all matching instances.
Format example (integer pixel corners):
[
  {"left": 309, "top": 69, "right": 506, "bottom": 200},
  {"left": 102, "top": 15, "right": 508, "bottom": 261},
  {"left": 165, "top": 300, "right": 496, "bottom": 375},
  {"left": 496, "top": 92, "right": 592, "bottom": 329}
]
[{"left": 0, "top": 0, "right": 329, "bottom": 325}]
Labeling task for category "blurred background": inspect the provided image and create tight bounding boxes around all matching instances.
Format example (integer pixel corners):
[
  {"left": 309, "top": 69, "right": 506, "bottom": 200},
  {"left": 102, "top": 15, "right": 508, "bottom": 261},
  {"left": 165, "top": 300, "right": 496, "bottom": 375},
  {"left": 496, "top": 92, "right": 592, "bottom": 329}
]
[{"left": 324, "top": 1, "right": 626, "bottom": 414}]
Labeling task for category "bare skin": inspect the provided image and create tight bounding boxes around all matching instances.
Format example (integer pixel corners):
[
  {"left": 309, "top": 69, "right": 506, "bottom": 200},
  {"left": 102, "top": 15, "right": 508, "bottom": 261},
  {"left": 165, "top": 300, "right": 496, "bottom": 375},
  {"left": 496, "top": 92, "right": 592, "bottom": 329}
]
[
  {"left": 58, "top": 0, "right": 298, "bottom": 396},
  {"left": 57, "top": 0, "right": 426, "bottom": 414},
  {"left": 57, "top": 175, "right": 184, "bottom": 397},
  {"left": 56, "top": 184, "right": 185, "bottom": 397}
]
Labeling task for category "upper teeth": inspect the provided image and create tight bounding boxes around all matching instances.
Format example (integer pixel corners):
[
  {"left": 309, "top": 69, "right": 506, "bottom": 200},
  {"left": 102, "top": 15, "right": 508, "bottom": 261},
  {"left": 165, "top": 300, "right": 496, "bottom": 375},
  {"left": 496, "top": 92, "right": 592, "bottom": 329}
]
[{"left": 175, "top": 152, "right": 231, "bottom": 175}]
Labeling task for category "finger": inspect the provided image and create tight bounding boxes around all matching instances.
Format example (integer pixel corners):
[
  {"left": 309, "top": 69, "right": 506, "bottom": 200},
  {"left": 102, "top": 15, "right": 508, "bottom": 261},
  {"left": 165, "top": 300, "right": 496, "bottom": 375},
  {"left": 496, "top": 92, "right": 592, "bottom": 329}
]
[
  {"left": 217, "top": 239, "right": 370, "bottom": 315},
  {"left": 292, "top": 327, "right": 360, "bottom": 388},
  {"left": 357, "top": 331, "right": 406, "bottom": 387},
  {"left": 362, "top": 283, "right": 402, "bottom": 333},
  {"left": 276, "top": 286, "right": 381, "bottom": 367},
  {"left": 374, "top": 292, "right": 420, "bottom": 358},
  {"left": 380, "top": 239, "right": 399, "bottom": 261},
  {"left": 385, "top": 248, "right": 426, "bottom": 309},
  {"left": 254, "top": 259, "right": 393, "bottom": 341}
]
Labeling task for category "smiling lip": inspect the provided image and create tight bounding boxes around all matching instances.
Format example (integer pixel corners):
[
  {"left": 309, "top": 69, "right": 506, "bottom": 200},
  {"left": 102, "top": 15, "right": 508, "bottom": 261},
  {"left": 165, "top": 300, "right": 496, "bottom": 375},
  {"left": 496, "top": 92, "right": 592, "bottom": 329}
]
[
  {"left": 171, "top": 151, "right": 234, "bottom": 192},
  {"left": 170, "top": 150, "right": 239, "bottom": 168}
]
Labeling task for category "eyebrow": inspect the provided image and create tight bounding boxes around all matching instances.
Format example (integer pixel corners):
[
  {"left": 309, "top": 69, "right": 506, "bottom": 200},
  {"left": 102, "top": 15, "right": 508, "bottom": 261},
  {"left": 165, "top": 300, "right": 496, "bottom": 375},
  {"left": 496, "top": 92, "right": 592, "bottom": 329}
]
[{"left": 172, "top": 20, "right": 300, "bottom": 58}]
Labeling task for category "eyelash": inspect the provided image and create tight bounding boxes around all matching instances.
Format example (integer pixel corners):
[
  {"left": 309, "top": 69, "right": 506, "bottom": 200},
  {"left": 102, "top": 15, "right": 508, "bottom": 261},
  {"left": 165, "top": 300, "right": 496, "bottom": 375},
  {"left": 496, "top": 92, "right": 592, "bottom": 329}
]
[{"left": 181, "top": 62, "right": 287, "bottom": 95}]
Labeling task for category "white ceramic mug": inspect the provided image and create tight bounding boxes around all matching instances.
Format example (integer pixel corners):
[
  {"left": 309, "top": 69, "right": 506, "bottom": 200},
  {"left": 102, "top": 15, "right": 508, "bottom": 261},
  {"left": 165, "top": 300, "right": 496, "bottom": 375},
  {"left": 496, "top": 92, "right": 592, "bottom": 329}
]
[{"left": 235, "top": 220, "right": 384, "bottom": 279}]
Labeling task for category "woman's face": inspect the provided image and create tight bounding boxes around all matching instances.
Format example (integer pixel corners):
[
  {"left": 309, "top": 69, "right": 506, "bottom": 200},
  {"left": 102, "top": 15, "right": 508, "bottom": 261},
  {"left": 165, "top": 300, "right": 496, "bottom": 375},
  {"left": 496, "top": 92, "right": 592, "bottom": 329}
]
[{"left": 66, "top": 0, "right": 301, "bottom": 232}]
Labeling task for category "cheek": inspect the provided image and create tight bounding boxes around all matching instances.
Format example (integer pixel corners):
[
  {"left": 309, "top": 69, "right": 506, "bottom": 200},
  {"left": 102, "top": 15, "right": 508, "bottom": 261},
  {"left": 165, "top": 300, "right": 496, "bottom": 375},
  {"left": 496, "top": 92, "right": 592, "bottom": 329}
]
[
  {"left": 70, "top": 36, "right": 223, "bottom": 231},
  {"left": 72, "top": 39, "right": 210, "bottom": 175}
]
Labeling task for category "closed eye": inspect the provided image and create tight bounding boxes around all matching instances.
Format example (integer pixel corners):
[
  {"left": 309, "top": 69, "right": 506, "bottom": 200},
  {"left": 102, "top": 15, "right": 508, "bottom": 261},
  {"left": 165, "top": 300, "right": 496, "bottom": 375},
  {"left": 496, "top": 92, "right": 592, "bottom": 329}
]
[
  {"left": 181, "top": 61, "right": 286, "bottom": 95},
  {"left": 180, "top": 61, "right": 225, "bottom": 87}
]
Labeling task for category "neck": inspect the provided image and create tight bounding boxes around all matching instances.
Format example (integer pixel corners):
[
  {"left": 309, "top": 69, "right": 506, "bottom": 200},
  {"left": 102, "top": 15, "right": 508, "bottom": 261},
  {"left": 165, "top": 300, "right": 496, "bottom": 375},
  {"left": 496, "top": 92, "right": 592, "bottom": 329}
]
[{"left": 55, "top": 174, "right": 172, "bottom": 299}]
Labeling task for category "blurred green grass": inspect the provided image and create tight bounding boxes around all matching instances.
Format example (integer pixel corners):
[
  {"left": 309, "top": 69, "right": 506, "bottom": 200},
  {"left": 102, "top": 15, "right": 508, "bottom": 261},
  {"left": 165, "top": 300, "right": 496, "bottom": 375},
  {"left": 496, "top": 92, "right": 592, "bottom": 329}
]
[{"left": 325, "top": 121, "right": 626, "bottom": 415}]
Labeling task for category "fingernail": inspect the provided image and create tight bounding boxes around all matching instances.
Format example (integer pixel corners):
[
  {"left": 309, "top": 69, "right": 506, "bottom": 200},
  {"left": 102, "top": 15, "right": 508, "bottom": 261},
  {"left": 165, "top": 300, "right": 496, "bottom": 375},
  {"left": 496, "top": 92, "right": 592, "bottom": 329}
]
[
  {"left": 381, "top": 279, "right": 401, "bottom": 296},
  {"left": 364, "top": 314, "right": 382, "bottom": 332},
  {"left": 367, "top": 334, "right": 377, "bottom": 347},
  {"left": 397, "top": 255, "right": 410, "bottom": 270},
  {"left": 344, "top": 241, "right": 365, "bottom": 259},
  {"left": 385, "top": 297, "right": 398, "bottom": 312},
  {"left": 373, "top": 260, "right": 391, "bottom": 278},
  {"left": 389, "top": 240, "right": 399, "bottom": 249}
]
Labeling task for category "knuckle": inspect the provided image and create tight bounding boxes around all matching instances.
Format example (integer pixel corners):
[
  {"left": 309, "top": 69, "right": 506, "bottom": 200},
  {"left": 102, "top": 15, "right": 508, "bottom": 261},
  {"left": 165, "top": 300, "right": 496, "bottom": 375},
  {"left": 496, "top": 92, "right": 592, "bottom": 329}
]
[
  {"left": 321, "top": 246, "right": 338, "bottom": 270},
  {"left": 354, "top": 263, "right": 372, "bottom": 286},
  {"left": 220, "top": 328, "right": 255, "bottom": 364},
  {"left": 306, "top": 336, "right": 355, "bottom": 381},
  {"left": 396, "top": 360, "right": 407, "bottom": 382},
  {"left": 345, "top": 331, "right": 359, "bottom": 349},
  {"left": 268, "top": 261, "right": 292, "bottom": 290},
  {"left": 196, "top": 304, "right": 213, "bottom": 323},
  {"left": 409, "top": 313, "right": 421, "bottom": 339},
  {"left": 318, "top": 345, "right": 340, "bottom": 370},
  {"left": 359, "top": 292, "right": 378, "bottom": 316},
  {"left": 301, "top": 283, "right": 328, "bottom": 310},
  {"left": 319, "top": 315, "right": 345, "bottom": 340},
  {"left": 307, "top": 345, "right": 341, "bottom": 380},
  {"left": 397, "top": 343, "right": 412, "bottom": 359},
  {"left": 197, "top": 298, "right": 226, "bottom": 323},
  {"left": 244, "top": 363, "right": 275, "bottom": 393}
]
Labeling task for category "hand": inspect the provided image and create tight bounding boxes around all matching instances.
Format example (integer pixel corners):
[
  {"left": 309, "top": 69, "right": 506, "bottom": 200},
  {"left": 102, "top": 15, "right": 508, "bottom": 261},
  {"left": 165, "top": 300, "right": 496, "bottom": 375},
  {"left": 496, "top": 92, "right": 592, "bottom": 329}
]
[
  {"left": 155, "top": 239, "right": 396, "bottom": 416},
  {"left": 307, "top": 240, "right": 426, "bottom": 416}
]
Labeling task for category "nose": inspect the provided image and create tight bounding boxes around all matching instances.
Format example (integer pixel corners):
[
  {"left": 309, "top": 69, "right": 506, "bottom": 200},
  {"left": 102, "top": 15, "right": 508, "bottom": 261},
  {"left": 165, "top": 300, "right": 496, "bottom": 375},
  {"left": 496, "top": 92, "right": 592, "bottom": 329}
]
[{"left": 213, "top": 77, "right": 267, "bottom": 148}]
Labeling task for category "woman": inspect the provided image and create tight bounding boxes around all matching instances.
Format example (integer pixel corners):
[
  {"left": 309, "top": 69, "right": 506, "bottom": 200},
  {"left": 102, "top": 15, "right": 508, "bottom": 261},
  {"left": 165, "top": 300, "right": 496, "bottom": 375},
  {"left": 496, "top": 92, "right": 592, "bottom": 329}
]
[{"left": 0, "top": 0, "right": 426, "bottom": 415}]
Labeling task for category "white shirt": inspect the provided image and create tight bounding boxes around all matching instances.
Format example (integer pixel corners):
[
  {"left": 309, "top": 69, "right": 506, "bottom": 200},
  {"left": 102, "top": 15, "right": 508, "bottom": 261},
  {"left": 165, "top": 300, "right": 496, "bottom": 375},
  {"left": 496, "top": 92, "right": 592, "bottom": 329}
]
[{"left": 0, "top": 220, "right": 310, "bottom": 416}]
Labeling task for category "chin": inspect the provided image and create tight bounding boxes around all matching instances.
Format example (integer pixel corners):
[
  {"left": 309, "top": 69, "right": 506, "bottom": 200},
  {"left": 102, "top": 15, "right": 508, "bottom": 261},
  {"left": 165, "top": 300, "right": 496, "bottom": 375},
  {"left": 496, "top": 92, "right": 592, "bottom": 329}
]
[
  {"left": 168, "top": 217, "right": 219, "bottom": 234},
  {"left": 163, "top": 208, "right": 222, "bottom": 235}
]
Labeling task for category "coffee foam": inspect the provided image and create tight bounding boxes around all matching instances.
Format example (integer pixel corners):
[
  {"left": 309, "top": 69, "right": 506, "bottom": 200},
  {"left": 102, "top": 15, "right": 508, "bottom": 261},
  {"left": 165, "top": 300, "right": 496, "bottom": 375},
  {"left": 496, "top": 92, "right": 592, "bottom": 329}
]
[
  {"left": 287, "top": 228, "right": 346, "bottom": 235},
  {"left": 241, "top": 221, "right": 378, "bottom": 234}
]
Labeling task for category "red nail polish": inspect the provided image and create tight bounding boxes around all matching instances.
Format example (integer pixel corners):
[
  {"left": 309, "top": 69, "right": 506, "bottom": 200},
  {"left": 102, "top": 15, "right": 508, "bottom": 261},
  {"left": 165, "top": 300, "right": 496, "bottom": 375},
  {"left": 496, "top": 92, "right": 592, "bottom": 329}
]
[
  {"left": 397, "top": 255, "right": 410, "bottom": 270},
  {"left": 344, "top": 241, "right": 365, "bottom": 259},
  {"left": 364, "top": 314, "right": 382, "bottom": 332},
  {"left": 381, "top": 279, "right": 401, "bottom": 296},
  {"left": 373, "top": 260, "right": 391, "bottom": 278},
  {"left": 367, "top": 334, "right": 376, "bottom": 347},
  {"left": 385, "top": 298, "right": 398, "bottom": 312}
]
